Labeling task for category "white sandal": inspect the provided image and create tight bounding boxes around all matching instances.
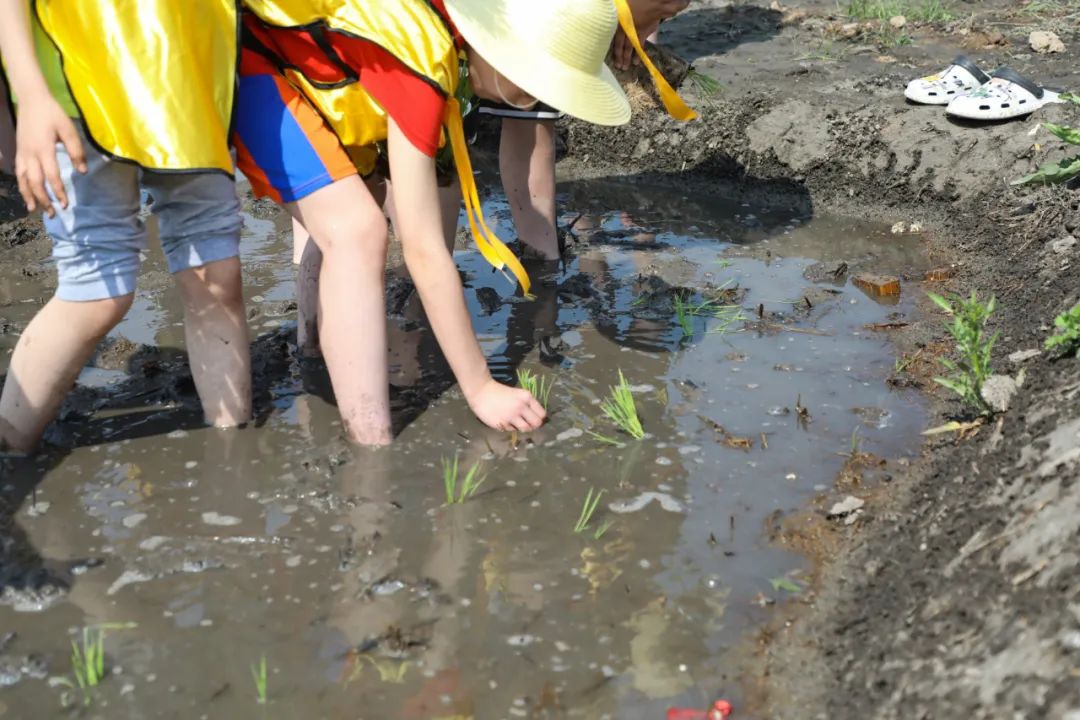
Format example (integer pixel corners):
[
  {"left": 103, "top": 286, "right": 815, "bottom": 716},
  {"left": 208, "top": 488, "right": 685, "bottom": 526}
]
[
  {"left": 905, "top": 56, "right": 990, "bottom": 105},
  {"left": 946, "top": 68, "right": 1064, "bottom": 121}
]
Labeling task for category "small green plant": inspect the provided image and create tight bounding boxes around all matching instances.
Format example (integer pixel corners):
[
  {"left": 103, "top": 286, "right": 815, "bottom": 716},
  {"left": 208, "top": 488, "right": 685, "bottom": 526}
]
[
  {"left": 686, "top": 68, "right": 723, "bottom": 108},
  {"left": 442, "top": 455, "right": 485, "bottom": 505},
  {"left": 709, "top": 304, "right": 748, "bottom": 337},
  {"left": 517, "top": 368, "right": 553, "bottom": 410},
  {"left": 1014, "top": 95, "right": 1080, "bottom": 185},
  {"left": 769, "top": 576, "right": 803, "bottom": 594},
  {"left": 593, "top": 518, "right": 615, "bottom": 540},
  {"left": 574, "top": 488, "right": 606, "bottom": 534},
  {"left": 600, "top": 370, "right": 645, "bottom": 439},
  {"left": 673, "top": 294, "right": 695, "bottom": 338},
  {"left": 928, "top": 291, "right": 999, "bottom": 413},
  {"left": 69, "top": 627, "right": 106, "bottom": 705},
  {"left": 252, "top": 655, "right": 268, "bottom": 705},
  {"left": 1046, "top": 303, "right": 1080, "bottom": 357}
]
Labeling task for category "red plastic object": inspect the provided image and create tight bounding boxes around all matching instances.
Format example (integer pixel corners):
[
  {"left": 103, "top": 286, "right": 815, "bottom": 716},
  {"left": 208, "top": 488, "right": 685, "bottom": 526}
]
[{"left": 666, "top": 700, "right": 733, "bottom": 720}]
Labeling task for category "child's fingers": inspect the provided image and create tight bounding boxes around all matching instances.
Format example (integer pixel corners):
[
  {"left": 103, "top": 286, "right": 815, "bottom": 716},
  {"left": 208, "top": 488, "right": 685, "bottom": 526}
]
[
  {"left": 613, "top": 31, "right": 631, "bottom": 71},
  {"left": 24, "top": 160, "right": 54, "bottom": 218},
  {"left": 523, "top": 399, "right": 545, "bottom": 425},
  {"left": 58, "top": 121, "right": 87, "bottom": 174},
  {"left": 14, "top": 162, "right": 36, "bottom": 212},
  {"left": 42, "top": 154, "right": 68, "bottom": 210}
]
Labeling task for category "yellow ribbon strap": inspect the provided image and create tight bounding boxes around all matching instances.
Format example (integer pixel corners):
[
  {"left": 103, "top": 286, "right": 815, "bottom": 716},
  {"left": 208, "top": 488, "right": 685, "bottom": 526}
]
[
  {"left": 444, "top": 97, "right": 532, "bottom": 297},
  {"left": 613, "top": 0, "right": 698, "bottom": 122}
]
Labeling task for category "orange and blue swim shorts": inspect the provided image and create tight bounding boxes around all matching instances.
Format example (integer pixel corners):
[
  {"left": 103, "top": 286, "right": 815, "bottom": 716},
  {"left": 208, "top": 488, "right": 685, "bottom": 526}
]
[{"left": 233, "top": 49, "right": 358, "bottom": 203}]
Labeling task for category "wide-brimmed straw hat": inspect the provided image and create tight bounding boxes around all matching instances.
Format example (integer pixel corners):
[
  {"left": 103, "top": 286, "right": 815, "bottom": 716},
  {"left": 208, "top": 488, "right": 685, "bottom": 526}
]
[{"left": 444, "top": 0, "right": 632, "bottom": 127}]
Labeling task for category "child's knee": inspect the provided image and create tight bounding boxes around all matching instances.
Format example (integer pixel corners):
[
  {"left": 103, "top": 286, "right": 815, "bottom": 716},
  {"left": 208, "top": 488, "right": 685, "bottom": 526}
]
[
  {"left": 315, "top": 207, "right": 388, "bottom": 262},
  {"left": 176, "top": 257, "right": 245, "bottom": 312},
  {"left": 81, "top": 294, "right": 135, "bottom": 329}
]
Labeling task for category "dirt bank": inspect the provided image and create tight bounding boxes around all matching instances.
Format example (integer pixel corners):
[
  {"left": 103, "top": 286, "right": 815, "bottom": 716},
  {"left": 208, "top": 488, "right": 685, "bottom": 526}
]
[{"left": 560, "top": 1, "right": 1080, "bottom": 717}]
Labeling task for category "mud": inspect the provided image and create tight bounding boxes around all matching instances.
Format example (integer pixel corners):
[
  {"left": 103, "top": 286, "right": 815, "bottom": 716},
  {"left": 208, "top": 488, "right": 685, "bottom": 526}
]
[
  {"left": 0, "top": 157, "right": 931, "bottom": 717},
  {"left": 3, "top": 0, "right": 1080, "bottom": 717},
  {"left": 555, "top": 1, "right": 1080, "bottom": 718}
]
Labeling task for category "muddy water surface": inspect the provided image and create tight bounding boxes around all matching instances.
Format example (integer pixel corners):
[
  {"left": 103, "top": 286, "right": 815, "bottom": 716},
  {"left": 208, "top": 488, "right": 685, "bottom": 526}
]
[{"left": 0, "top": 179, "right": 927, "bottom": 718}]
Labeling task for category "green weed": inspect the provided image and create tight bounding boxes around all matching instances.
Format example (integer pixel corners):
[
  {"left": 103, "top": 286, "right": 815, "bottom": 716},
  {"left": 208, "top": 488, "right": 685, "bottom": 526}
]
[
  {"left": 600, "top": 370, "right": 645, "bottom": 439},
  {"left": 1015, "top": 96, "right": 1080, "bottom": 185},
  {"left": 1046, "top": 303, "right": 1080, "bottom": 357},
  {"left": 574, "top": 488, "right": 606, "bottom": 534},
  {"left": 928, "top": 291, "right": 999, "bottom": 414},
  {"left": 442, "top": 455, "right": 486, "bottom": 505},
  {"left": 517, "top": 368, "right": 553, "bottom": 410},
  {"left": 251, "top": 655, "right": 268, "bottom": 705},
  {"left": 593, "top": 518, "right": 615, "bottom": 540},
  {"left": 770, "top": 577, "right": 803, "bottom": 594}
]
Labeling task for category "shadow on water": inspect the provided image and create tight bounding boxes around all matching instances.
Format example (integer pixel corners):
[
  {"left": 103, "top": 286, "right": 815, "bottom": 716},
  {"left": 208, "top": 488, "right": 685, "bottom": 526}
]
[
  {"left": 659, "top": 4, "right": 784, "bottom": 63},
  {"left": 0, "top": 168, "right": 928, "bottom": 717}
]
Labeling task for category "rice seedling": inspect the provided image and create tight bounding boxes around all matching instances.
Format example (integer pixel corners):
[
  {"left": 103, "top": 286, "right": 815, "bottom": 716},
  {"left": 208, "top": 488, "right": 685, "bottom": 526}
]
[
  {"left": 57, "top": 623, "right": 136, "bottom": 706},
  {"left": 593, "top": 518, "right": 615, "bottom": 540},
  {"left": 69, "top": 627, "right": 106, "bottom": 705},
  {"left": 251, "top": 655, "right": 268, "bottom": 705},
  {"left": 442, "top": 455, "right": 485, "bottom": 505},
  {"left": 599, "top": 370, "right": 645, "bottom": 439},
  {"left": 574, "top": 488, "right": 606, "bottom": 534},
  {"left": 709, "top": 304, "right": 748, "bottom": 337},
  {"left": 673, "top": 294, "right": 695, "bottom": 338},
  {"left": 517, "top": 368, "right": 553, "bottom": 410}
]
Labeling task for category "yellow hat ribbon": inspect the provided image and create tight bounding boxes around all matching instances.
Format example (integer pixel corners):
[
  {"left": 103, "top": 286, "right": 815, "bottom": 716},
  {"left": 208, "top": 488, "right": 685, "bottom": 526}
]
[
  {"left": 613, "top": 0, "right": 698, "bottom": 122},
  {"left": 444, "top": 97, "right": 533, "bottom": 297}
]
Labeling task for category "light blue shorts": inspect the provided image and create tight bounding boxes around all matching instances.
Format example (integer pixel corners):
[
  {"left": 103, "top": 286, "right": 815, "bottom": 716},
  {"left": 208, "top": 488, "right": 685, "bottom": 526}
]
[{"left": 44, "top": 126, "right": 242, "bottom": 301}]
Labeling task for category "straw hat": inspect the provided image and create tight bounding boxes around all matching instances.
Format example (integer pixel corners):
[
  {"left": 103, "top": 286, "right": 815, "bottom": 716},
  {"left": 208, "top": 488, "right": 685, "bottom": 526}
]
[{"left": 444, "top": 0, "right": 632, "bottom": 127}]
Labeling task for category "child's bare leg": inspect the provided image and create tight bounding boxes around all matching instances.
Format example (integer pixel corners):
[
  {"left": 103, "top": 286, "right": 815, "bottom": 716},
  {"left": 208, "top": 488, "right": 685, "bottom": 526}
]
[
  {"left": 289, "top": 176, "right": 392, "bottom": 445},
  {"left": 146, "top": 167, "right": 250, "bottom": 427},
  {"left": 499, "top": 118, "right": 557, "bottom": 259},
  {"left": 294, "top": 221, "right": 323, "bottom": 358},
  {"left": 0, "top": 296, "right": 131, "bottom": 453},
  {"left": 173, "top": 258, "right": 252, "bottom": 426}
]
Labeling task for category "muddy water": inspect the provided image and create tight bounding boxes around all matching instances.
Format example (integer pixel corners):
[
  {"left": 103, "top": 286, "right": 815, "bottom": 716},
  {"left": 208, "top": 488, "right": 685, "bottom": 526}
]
[{"left": 0, "top": 178, "right": 927, "bottom": 718}]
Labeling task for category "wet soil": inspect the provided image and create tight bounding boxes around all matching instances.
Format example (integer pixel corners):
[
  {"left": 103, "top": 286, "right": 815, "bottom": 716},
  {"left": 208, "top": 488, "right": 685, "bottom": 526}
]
[{"left": 3, "top": 0, "right": 1080, "bottom": 716}]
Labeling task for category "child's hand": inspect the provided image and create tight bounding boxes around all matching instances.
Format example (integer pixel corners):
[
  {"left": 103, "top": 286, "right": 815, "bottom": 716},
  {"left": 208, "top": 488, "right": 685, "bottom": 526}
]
[
  {"left": 14, "top": 92, "right": 86, "bottom": 217},
  {"left": 467, "top": 379, "right": 546, "bottom": 433}
]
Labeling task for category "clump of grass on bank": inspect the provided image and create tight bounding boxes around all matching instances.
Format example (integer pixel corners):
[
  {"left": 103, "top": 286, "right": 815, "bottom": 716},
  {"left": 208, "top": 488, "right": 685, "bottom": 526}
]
[
  {"left": 1046, "top": 303, "right": 1080, "bottom": 357},
  {"left": 599, "top": 370, "right": 645, "bottom": 440},
  {"left": 442, "top": 455, "right": 485, "bottom": 505},
  {"left": 1014, "top": 95, "right": 1080, "bottom": 186},
  {"left": 517, "top": 368, "right": 553, "bottom": 410},
  {"left": 842, "top": 0, "right": 953, "bottom": 22},
  {"left": 928, "top": 291, "right": 998, "bottom": 414}
]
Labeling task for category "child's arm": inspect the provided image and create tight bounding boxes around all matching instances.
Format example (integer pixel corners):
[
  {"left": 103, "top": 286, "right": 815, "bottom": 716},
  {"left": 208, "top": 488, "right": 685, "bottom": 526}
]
[
  {"left": 0, "top": 0, "right": 85, "bottom": 216},
  {"left": 387, "top": 118, "right": 546, "bottom": 433}
]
